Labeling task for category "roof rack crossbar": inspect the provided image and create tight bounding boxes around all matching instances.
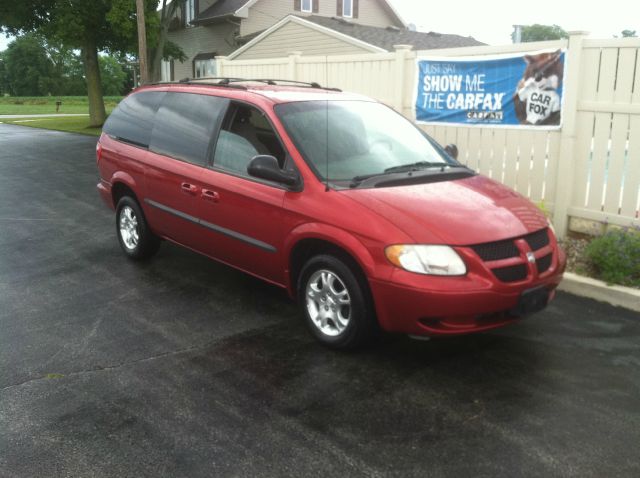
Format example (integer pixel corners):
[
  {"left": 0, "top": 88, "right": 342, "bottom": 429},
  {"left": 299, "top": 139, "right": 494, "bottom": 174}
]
[{"left": 147, "top": 77, "right": 342, "bottom": 92}]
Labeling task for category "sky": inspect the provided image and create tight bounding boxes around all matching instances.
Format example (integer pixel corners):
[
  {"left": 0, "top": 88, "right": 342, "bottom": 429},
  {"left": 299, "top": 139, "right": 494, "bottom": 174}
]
[
  {"left": 389, "top": 0, "right": 639, "bottom": 44},
  {"left": 0, "top": 0, "right": 638, "bottom": 51}
]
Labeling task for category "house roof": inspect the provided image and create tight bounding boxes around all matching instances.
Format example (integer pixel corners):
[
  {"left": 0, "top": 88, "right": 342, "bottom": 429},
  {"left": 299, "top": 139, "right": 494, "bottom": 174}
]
[
  {"left": 230, "top": 15, "right": 484, "bottom": 60},
  {"left": 193, "top": 0, "right": 405, "bottom": 26},
  {"left": 192, "top": 0, "right": 250, "bottom": 24},
  {"left": 301, "top": 16, "right": 484, "bottom": 51}
]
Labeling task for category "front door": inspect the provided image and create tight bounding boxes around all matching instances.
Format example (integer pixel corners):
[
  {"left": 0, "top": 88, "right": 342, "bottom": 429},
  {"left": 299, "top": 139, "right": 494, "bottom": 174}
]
[{"left": 197, "top": 102, "right": 298, "bottom": 285}]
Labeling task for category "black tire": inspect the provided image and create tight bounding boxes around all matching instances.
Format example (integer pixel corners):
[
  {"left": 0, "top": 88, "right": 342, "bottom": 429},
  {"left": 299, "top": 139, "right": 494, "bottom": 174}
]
[
  {"left": 115, "top": 196, "right": 160, "bottom": 261},
  {"left": 298, "top": 254, "right": 375, "bottom": 350}
]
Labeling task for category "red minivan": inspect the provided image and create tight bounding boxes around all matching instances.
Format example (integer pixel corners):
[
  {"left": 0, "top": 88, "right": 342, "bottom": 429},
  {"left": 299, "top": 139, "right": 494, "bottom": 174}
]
[{"left": 97, "top": 80, "right": 565, "bottom": 349}]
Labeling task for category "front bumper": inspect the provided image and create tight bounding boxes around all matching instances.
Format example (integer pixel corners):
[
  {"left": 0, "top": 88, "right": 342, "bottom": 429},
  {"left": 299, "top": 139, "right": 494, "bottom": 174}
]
[{"left": 370, "top": 246, "right": 566, "bottom": 336}]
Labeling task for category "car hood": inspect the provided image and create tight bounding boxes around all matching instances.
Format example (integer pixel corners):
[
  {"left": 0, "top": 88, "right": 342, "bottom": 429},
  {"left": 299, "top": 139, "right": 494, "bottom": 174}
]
[{"left": 342, "top": 175, "right": 548, "bottom": 245}]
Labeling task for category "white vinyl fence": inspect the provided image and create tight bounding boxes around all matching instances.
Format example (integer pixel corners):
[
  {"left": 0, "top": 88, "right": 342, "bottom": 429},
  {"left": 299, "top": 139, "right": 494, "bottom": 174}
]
[{"left": 215, "top": 33, "right": 640, "bottom": 237}]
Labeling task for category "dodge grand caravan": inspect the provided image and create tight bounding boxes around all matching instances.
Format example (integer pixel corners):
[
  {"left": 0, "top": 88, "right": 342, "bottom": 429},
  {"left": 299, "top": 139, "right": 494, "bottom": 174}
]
[{"left": 97, "top": 79, "right": 566, "bottom": 349}]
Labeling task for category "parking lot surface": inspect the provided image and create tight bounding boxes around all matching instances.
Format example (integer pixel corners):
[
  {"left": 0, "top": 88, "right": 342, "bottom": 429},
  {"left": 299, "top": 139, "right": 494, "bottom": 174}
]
[{"left": 1, "top": 124, "right": 639, "bottom": 477}]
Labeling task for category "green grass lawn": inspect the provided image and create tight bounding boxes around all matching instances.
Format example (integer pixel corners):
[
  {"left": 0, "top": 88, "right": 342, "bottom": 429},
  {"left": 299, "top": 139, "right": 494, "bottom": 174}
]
[
  {"left": 0, "top": 116, "right": 103, "bottom": 136},
  {"left": 0, "top": 96, "right": 122, "bottom": 115}
]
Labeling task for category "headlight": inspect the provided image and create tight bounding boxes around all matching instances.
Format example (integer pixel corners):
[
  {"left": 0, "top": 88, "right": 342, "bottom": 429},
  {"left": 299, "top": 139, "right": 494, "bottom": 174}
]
[{"left": 385, "top": 245, "right": 467, "bottom": 276}]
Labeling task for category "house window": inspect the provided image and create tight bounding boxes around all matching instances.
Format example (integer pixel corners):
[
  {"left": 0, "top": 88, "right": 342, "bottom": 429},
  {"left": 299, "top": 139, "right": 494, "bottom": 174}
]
[
  {"left": 161, "top": 60, "right": 172, "bottom": 82},
  {"left": 301, "top": 0, "right": 313, "bottom": 12},
  {"left": 194, "top": 56, "right": 216, "bottom": 78},
  {"left": 343, "top": 0, "right": 353, "bottom": 17},
  {"left": 185, "top": 0, "right": 195, "bottom": 25}
]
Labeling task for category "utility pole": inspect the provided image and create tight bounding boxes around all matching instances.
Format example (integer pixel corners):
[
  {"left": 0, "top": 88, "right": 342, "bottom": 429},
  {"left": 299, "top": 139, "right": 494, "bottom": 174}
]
[{"left": 136, "top": 0, "right": 149, "bottom": 84}]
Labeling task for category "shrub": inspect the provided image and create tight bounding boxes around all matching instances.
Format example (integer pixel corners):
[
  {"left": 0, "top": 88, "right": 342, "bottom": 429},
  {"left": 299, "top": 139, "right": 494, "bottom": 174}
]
[{"left": 585, "top": 228, "right": 640, "bottom": 287}]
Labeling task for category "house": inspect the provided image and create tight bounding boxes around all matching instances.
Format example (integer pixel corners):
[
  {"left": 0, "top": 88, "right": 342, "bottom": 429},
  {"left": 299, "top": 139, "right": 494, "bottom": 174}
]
[{"left": 164, "top": 0, "right": 483, "bottom": 80}]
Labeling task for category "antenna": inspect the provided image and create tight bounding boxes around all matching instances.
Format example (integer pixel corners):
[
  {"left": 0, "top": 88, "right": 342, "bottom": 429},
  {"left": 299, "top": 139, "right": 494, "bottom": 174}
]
[{"left": 325, "top": 56, "right": 330, "bottom": 192}]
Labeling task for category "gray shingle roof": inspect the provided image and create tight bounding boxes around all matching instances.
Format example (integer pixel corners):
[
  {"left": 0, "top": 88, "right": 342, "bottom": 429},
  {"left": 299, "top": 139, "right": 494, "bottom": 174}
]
[
  {"left": 193, "top": 0, "right": 250, "bottom": 23},
  {"left": 303, "top": 16, "right": 484, "bottom": 50}
]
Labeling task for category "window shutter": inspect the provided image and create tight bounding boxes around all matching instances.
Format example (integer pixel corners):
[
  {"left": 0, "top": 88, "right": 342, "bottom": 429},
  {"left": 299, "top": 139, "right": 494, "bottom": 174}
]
[
  {"left": 353, "top": 0, "right": 359, "bottom": 18},
  {"left": 312, "top": 0, "right": 319, "bottom": 13},
  {"left": 294, "top": 0, "right": 301, "bottom": 11},
  {"left": 170, "top": 61, "right": 175, "bottom": 82},
  {"left": 337, "top": 0, "right": 343, "bottom": 16}
]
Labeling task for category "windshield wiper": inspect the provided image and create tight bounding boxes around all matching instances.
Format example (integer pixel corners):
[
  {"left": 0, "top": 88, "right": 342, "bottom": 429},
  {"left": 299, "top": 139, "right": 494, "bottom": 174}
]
[
  {"left": 350, "top": 162, "right": 448, "bottom": 188},
  {"left": 349, "top": 162, "right": 474, "bottom": 188},
  {"left": 383, "top": 161, "right": 447, "bottom": 174}
]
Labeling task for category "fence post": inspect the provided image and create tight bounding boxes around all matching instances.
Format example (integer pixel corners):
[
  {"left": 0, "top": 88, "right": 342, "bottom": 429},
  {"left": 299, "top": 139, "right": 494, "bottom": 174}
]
[
  {"left": 216, "top": 56, "right": 228, "bottom": 78},
  {"left": 552, "top": 31, "right": 589, "bottom": 238},
  {"left": 393, "top": 45, "right": 413, "bottom": 113},
  {"left": 287, "top": 51, "right": 302, "bottom": 81}
]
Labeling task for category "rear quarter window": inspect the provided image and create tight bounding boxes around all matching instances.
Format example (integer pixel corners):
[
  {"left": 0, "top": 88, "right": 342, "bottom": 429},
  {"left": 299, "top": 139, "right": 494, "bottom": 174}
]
[
  {"left": 149, "top": 92, "right": 228, "bottom": 166},
  {"left": 103, "top": 91, "right": 166, "bottom": 147}
]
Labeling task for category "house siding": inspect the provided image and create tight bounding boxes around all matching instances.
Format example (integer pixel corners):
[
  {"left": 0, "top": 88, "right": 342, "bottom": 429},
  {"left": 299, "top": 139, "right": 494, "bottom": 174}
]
[
  {"left": 199, "top": 0, "right": 217, "bottom": 11},
  {"left": 240, "top": 0, "right": 401, "bottom": 36},
  {"left": 168, "top": 22, "right": 238, "bottom": 79},
  {"left": 233, "top": 21, "right": 371, "bottom": 59}
]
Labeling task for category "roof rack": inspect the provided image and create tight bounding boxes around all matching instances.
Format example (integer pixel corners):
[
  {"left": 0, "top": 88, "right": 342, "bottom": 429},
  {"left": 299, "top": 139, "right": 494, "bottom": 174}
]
[{"left": 155, "top": 77, "right": 342, "bottom": 92}]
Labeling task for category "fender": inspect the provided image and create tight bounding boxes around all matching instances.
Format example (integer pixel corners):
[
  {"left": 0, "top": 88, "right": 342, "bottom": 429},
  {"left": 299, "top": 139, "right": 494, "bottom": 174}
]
[
  {"left": 110, "top": 171, "right": 139, "bottom": 198},
  {"left": 283, "top": 222, "right": 378, "bottom": 296}
]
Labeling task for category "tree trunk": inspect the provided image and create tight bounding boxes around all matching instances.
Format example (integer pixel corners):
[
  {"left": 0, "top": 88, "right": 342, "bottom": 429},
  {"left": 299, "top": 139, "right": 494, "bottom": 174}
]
[
  {"left": 81, "top": 42, "right": 106, "bottom": 127},
  {"left": 136, "top": 0, "right": 149, "bottom": 85},
  {"left": 150, "top": 27, "right": 169, "bottom": 82},
  {"left": 150, "top": 0, "right": 172, "bottom": 82}
]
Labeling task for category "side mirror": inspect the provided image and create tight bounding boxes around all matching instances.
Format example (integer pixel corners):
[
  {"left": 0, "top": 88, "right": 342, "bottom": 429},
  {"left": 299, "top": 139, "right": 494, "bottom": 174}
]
[
  {"left": 444, "top": 144, "right": 459, "bottom": 160},
  {"left": 247, "top": 155, "right": 301, "bottom": 189}
]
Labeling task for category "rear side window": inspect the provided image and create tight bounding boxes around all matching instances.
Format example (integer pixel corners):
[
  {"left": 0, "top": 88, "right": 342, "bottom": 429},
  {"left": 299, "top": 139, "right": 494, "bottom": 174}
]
[
  {"left": 103, "top": 91, "right": 165, "bottom": 147},
  {"left": 150, "top": 92, "right": 228, "bottom": 166}
]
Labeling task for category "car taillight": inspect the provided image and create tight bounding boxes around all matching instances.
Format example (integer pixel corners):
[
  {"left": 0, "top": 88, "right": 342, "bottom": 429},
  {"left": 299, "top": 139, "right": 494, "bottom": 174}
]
[{"left": 96, "top": 142, "right": 103, "bottom": 163}]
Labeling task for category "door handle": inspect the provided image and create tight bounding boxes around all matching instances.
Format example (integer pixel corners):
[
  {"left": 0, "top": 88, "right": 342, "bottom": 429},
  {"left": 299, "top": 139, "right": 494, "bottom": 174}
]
[
  {"left": 202, "top": 189, "right": 220, "bottom": 203},
  {"left": 181, "top": 182, "right": 198, "bottom": 195}
]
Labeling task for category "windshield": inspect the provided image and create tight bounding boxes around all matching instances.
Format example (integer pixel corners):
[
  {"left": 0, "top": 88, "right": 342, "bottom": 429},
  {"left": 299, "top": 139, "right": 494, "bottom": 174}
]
[{"left": 275, "top": 100, "right": 458, "bottom": 187}]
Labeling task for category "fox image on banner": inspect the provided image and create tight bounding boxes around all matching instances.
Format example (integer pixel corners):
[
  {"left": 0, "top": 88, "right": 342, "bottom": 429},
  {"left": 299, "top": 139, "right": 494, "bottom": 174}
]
[{"left": 415, "top": 49, "right": 566, "bottom": 129}]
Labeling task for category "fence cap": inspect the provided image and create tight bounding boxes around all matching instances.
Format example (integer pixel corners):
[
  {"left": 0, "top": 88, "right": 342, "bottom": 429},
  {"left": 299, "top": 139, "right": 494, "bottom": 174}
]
[{"left": 393, "top": 44, "right": 413, "bottom": 51}]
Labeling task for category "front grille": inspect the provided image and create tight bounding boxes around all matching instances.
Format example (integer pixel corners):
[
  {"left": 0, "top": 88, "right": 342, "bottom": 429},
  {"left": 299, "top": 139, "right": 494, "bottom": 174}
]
[
  {"left": 492, "top": 264, "right": 528, "bottom": 283},
  {"left": 471, "top": 228, "right": 552, "bottom": 283},
  {"left": 472, "top": 239, "right": 520, "bottom": 261},
  {"left": 536, "top": 254, "right": 552, "bottom": 274},
  {"left": 524, "top": 228, "right": 550, "bottom": 251}
]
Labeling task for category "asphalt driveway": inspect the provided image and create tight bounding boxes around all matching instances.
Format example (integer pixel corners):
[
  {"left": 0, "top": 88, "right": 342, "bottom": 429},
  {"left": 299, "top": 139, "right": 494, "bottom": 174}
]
[{"left": 1, "top": 123, "right": 639, "bottom": 477}]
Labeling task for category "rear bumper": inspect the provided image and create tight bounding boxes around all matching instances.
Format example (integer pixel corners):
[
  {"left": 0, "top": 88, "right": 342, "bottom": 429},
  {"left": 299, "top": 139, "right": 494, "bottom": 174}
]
[
  {"left": 97, "top": 180, "right": 114, "bottom": 210},
  {"left": 370, "top": 248, "right": 566, "bottom": 336}
]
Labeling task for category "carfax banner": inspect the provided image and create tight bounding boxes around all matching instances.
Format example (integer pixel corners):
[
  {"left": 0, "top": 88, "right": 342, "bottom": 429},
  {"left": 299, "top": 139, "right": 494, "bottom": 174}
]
[{"left": 415, "top": 49, "right": 566, "bottom": 129}]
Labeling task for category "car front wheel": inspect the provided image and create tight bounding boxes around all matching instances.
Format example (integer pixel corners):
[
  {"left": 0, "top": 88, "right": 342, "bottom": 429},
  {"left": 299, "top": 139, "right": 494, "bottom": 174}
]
[{"left": 298, "top": 254, "right": 375, "bottom": 350}]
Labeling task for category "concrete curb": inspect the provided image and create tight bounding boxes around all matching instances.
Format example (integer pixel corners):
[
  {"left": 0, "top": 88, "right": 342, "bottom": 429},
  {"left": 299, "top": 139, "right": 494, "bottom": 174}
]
[
  {"left": 0, "top": 114, "right": 89, "bottom": 119},
  {"left": 559, "top": 272, "right": 640, "bottom": 312}
]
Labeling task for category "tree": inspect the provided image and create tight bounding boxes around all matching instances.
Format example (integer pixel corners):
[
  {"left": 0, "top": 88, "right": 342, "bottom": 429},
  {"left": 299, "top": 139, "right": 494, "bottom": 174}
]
[
  {"left": 0, "top": 52, "right": 7, "bottom": 96},
  {"left": 621, "top": 30, "right": 637, "bottom": 38},
  {"left": 150, "top": 0, "right": 186, "bottom": 82},
  {"left": 1, "top": 1, "right": 114, "bottom": 125},
  {"left": 3, "top": 34, "right": 55, "bottom": 96},
  {"left": 518, "top": 24, "right": 568, "bottom": 43},
  {"left": 99, "top": 55, "right": 127, "bottom": 96},
  {"left": 0, "top": 0, "right": 165, "bottom": 125},
  {"left": 108, "top": 0, "right": 186, "bottom": 82},
  {"left": 0, "top": 1, "right": 184, "bottom": 122}
]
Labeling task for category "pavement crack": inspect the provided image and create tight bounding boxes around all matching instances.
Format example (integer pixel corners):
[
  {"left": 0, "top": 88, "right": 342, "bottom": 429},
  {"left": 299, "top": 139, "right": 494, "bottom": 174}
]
[{"left": 0, "top": 339, "right": 218, "bottom": 394}]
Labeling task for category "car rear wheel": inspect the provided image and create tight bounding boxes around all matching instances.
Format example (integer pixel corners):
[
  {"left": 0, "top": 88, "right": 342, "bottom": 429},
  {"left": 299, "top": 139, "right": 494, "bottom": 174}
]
[
  {"left": 298, "top": 254, "right": 375, "bottom": 350},
  {"left": 116, "top": 196, "right": 160, "bottom": 260}
]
